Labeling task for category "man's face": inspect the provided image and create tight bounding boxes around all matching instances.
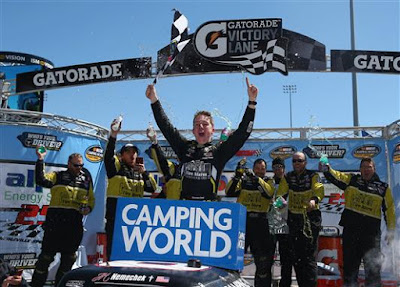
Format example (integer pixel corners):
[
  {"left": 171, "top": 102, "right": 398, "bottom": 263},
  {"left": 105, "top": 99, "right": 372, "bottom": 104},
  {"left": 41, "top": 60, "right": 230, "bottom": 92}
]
[
  {"left": 360, "top": 161, "right": 375, "bottom": 181},
  {"left": 193, "top": 114, "right": 214, "bottom": 145},
  {"left": 253, "top": 161, "right": 266, "bottom": 178},
  {"left": 121, "top": 149, "right": 137, "bottom": 168},
  {"left": 292, "top": 153, "right": 307, "bottom": 174},
  {"left": 68, "top": 156, "right": 84, "bottom": 176},
  {"left": 273, "top": 164, "right": 285, "bottom": 179}
]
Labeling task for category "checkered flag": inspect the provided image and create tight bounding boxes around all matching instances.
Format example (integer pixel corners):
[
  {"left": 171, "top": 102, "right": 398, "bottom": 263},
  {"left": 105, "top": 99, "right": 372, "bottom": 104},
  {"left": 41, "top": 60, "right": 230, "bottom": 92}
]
[
  {"left": 154, "top": 10, "right": 190, "bottom": 84},
  {"left": 219, "top": 37, "right": 289, "bottom": 76}
]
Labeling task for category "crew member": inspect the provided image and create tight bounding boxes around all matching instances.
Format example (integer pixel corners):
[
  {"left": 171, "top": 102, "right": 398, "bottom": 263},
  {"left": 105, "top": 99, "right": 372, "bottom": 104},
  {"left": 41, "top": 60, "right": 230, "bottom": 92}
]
[
  {"left": 104, "top": 119, "right": 157, "bottom": 259},
  {"left": 146, "top": 127, "right": 181, "bottom": 199},
  {"left": 32, "top": 149, "right": 94, "bottom": 287},
  {"left": 277, "top": 152, "right": 324, "bottom": 287},
  {"left": 320, "top": 157, "right": 396, "bottom": 287},
  {"left": 226, "top": 158, "right": 274, "bottom": 287}
]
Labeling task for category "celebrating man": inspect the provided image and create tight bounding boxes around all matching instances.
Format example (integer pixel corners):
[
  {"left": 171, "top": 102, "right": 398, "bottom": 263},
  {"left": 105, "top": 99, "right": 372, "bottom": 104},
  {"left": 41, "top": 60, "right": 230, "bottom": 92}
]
[{"left": 145, "top": 77, "right": 258, "bottom": 200}]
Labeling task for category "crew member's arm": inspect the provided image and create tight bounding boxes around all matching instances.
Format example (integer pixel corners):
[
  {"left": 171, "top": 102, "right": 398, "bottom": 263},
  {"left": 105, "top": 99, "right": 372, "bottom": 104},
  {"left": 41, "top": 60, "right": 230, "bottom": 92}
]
[
  {"left": 104, "top": 120, "right": 120, "bottom": 178},
  {"left": 308, "top": 172, "right": 324, "bottom": 210},
  {"left": 137, "top": 162, "right": 158, "bottom": 194},
  {"left": 84, "top": 173, "right": 95, "bottom": 215},
  {"left": 143, "top": 172, "right": 158, "bottom": 193},
  {"left": 150, "top": 144, "right": 175, "bottom": 180},
  {"left": 261, "top": 177, "right": 275, "bottom": 199},
  {"left": 225, "top": 177, "right": 242, "bottom": 197},
  {"left": 276, "top": 175, "right": 289, "bottom": 198},
  {"left": 320, "top": 164, "right": 352, "bottom": 190},
  {"left": 35, "top": 146, "right": 56, "bottom": 188},
  {"left": 383, "top": 186, "right": 396, "bottom": 233},
  {"left": 257, "top": 177, "right": 274, "bottom": 199}
]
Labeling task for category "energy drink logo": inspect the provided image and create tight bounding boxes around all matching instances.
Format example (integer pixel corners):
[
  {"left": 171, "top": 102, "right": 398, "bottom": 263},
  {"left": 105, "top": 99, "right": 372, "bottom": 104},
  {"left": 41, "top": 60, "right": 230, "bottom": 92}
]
[
  {"left": 17, "top": 132, "right": 63, "bottom": 151},
  {"left": 193, "top": 18, "right": 288, "bottom": 75},
  {"left": 393, "top": 143, "right": 400, "bottom": 163},
  {"left": 303, "top": 145, "right": 346, "bottom": 158},
  {"left": 270, "top": 146, "right": 296, "bottom": 159},
  {"left": 85, "top": 145, "right": 104, "bottom": 163},
  {"left": 352, "top": 145, "right": 381, "bottom": 159}
]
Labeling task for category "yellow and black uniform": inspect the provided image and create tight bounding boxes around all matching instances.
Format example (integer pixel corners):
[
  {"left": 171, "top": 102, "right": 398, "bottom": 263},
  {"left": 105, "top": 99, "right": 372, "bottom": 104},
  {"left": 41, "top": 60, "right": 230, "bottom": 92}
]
[
  {"left": 324, "top": 167, "right": 395, "bottom": 286},
  {"left": 104, "top": 136, "right": 157, "bottom": 259},
  {"left": 226, "top": 173, "right": 274, "bottom": 287},
  {"left": 148, "top": 143, "right": 181, "bottom": 199},
  {"left": 32, "top": 160, "right": 94, "bottom": 287},
  {"left": 277, "top": 169, "right": 324, "bottom": 287}
]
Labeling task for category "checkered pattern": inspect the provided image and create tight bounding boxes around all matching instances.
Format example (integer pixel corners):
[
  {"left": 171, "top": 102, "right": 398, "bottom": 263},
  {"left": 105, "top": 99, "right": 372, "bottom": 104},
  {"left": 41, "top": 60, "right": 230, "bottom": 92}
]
[
  {"left": 319, "top": 203, "right": 345, "bottom": 214},
  {"left": 219, "top": 38, "right": 289, "bottom": 75},
  {"left": 154, "top": 10, "right": 190, "bottom": 84},
  {"left": 0, "top": 222, "right": 43, "bottom": 242},
  {"left": 171, "top": 10, "right": 189, "bottom": 44},
  {"left": 283, "top": 29, "right": 326, "bottom": 71}
]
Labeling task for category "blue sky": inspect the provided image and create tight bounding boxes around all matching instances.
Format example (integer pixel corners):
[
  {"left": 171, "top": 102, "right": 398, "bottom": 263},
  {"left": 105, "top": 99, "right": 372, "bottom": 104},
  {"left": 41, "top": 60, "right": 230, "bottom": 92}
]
[{"left": 1, "top": 0, "right": 399, "bottom": 132}]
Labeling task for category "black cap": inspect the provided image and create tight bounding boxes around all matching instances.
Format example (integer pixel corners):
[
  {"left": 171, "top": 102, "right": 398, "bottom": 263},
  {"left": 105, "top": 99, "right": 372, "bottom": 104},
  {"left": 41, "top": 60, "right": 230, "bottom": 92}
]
[
  {"left": 120, "top": 143, "right": 139, "bottom": 155},
  {"left": 272, "top": 157, "right": 285, "bottom": 167}
]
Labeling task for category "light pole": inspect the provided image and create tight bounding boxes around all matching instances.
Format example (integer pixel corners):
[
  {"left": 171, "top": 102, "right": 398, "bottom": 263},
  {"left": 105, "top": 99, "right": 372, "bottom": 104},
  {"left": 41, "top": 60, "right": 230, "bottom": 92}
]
[
  {"left": 350, "top": 0, "right": 359, "bottom": 128},
  {"left": 283, "top": 85, "right": 297, "bottom": 131}
]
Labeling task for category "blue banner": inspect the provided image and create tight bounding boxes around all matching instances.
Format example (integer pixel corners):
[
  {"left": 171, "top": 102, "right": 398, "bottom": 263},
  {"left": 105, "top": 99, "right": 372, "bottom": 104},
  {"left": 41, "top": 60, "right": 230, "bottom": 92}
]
[
  {"left": 0, "top": 124, "right": 107, "bottom": 267},
  {"left": 111, "top": 198, "right": 247, "bottom": 270}
]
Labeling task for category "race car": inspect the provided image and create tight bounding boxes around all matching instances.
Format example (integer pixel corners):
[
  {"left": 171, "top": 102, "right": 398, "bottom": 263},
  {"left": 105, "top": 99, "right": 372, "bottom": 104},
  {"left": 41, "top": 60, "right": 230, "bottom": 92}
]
[{"left": 58, "top": 260, "right": 251, "bottom": 287}]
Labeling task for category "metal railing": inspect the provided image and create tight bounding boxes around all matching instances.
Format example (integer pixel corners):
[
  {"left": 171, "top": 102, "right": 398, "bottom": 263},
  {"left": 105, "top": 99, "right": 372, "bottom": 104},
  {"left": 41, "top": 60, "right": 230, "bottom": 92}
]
[
  {"left": 0, "top": 108, "right": 397, "bottom": 142},
  {"left": 0, "top": 109, "right": 109, "bottom": 140}
]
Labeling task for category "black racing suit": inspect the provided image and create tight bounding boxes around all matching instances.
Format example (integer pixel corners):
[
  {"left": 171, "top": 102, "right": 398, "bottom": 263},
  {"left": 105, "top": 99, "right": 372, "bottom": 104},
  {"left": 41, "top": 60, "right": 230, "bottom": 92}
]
[
  {"left": 148, "top": 143, "right": 181, "bottom": 199},
  {"left": 104, "top": 136, "right": 157, "bottom": 259},
  {"left": 226, "top": 173, "right": 274, "bottom": 287},
  {"left": 151, "top": 100, "right": 255, "bottom": 200},
  {"left": 277, "top": 169, "right": 324, "bottom": 287},
  {"left": 32, "top": 160, "right": 94, "bottom": 287},
  {"left": 324, "top": 168, "right": 396, "bottom": 287}
]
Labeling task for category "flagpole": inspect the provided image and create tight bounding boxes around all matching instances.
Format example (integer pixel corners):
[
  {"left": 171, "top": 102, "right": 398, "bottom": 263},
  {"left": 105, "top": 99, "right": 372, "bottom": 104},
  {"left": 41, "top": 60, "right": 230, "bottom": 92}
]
[{"left": 350, "top": 0, "right": 359, "bottom": 130}]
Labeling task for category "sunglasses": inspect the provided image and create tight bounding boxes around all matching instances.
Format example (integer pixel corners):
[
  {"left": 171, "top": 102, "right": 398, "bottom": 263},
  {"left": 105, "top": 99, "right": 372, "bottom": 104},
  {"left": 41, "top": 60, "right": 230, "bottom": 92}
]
[
  {"left": 72, "top": 163, "right": 84, "bottom": 168},
  {"left": 292, "top": 159, "right": 305, "bottom": 163},
  {"left": 272, "top": 165, "right": 284, "bottom": 169}
]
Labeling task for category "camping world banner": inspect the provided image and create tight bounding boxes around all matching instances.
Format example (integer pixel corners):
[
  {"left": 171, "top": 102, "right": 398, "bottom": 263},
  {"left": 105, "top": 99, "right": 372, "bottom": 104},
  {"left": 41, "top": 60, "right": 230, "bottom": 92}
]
[{"left": 111, "top": 198, "right": 247, "bottom": 270}]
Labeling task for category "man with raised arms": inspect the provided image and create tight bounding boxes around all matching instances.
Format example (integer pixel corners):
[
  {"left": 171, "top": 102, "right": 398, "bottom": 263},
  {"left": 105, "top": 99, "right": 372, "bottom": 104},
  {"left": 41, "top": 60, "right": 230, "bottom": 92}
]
[{"left": 145, "top": 78, "right": 258, "bottom": 201}]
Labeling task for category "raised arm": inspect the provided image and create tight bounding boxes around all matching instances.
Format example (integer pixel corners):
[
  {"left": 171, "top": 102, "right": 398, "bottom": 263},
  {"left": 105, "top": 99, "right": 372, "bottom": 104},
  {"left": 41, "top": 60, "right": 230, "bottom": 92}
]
[
  {"left": 146, "top": 84, "right": 187, "bottom": 158},
  {"left": 218, "top": 77, "right": 257, "bottom": 161},
  {"left": 35, "top": 146, "right": 56, "bottom": 188}
]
